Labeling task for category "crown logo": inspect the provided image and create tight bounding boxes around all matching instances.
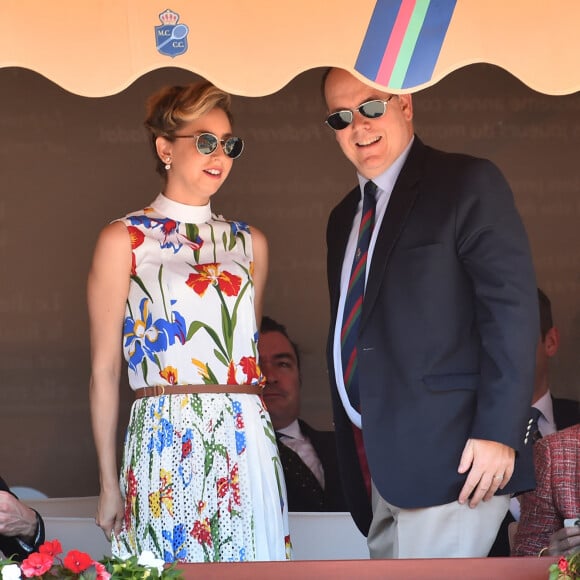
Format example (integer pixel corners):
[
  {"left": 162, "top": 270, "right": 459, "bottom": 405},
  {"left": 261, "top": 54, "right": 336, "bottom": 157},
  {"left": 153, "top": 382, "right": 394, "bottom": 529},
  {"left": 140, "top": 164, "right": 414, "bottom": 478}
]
[{"left": 159, "top": 9, "right": 179, "bottom": 26}]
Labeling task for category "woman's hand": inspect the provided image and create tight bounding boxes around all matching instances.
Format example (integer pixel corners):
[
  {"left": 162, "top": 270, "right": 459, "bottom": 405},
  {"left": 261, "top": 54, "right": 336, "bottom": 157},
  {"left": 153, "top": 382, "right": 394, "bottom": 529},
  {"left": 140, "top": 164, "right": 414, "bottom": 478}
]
[{"left": 96, "top": 486, "right": 124, "bottom": 541}]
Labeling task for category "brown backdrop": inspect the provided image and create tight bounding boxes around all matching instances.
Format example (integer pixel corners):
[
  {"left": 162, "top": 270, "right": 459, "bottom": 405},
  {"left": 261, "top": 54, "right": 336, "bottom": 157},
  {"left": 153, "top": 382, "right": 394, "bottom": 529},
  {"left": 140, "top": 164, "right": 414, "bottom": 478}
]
[{"left": 0, "top": 64, "right": 578, "bottom": 496}]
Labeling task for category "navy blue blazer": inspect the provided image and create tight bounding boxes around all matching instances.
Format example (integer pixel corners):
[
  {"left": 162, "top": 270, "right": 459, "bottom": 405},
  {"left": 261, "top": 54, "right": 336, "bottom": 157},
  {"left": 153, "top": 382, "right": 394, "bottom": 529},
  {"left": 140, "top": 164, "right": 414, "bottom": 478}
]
[{"left": 326, "top": 137, "right": 539, "bottom": 535}]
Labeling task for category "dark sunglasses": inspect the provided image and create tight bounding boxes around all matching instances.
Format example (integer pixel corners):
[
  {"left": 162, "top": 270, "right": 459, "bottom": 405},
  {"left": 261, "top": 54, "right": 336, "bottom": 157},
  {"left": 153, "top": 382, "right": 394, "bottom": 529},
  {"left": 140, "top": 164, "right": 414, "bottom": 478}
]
[
  {"left": 325, "top": 96, "right": 395, "bottom": 131},
  {"left": 173, "top": 132, "right": 244, "bottom": 159}
]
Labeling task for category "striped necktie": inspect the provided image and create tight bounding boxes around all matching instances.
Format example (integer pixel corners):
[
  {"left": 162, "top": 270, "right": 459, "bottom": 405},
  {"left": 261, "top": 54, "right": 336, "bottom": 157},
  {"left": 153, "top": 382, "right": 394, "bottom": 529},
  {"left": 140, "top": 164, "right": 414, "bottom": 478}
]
[{"left": 341, "top": 180, "right": 377, "bottom": 409}]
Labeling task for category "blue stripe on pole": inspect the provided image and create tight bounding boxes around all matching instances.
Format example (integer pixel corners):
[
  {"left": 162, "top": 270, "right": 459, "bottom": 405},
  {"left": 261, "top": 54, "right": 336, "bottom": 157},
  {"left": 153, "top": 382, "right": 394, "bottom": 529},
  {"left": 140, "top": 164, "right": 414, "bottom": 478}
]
[
  {"left": 402, "top": 0, "right": 457, "bottom": 88},
  {"left": 355, "top": 0, "right": 403, "bottom": 81}
]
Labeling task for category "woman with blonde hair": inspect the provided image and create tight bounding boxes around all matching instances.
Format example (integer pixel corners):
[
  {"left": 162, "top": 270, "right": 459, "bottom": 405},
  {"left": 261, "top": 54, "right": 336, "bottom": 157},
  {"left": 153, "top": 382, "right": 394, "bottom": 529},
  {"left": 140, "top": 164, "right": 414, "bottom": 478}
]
[{"left": 89, "top": 80, "right": 290, "bottom": 563}]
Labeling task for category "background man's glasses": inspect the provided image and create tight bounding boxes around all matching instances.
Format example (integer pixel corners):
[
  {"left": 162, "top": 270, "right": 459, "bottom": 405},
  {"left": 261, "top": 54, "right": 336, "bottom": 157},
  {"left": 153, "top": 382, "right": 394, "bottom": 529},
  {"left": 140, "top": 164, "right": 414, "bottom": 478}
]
[
  {"left": 173, "top": 132, "right": 244, "bottom": 159},
  {"left": 325, "top": 96, "right": 395, "bottom": 131}
]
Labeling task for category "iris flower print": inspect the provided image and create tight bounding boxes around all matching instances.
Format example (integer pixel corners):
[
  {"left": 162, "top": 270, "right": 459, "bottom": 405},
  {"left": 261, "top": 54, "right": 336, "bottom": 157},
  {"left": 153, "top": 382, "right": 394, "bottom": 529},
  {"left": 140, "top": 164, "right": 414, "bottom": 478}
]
[
  {"left": 159, "top": 365, "right": 178, "bottom": 385},
  {"left": 191, "top": 517, "right": 212, "bottom": 549},
  {"left": 185, "top": 263, "right": 241, "bottom": 298},
  {"left": 232, "top": 401, "right": 246, "bottom": 455},
  {"left": 162, "top": 523, "right": 188, "bottom": 563},
  {"left": 148, "top": 416, "right": 174, "bottom": 455},
  {"left": 123, "top": 298, "right": 186, "bottom": 371},
  {"left": 230, "top": 221, "right": 250, "bottom": 236},
  {"left": 216, "top": 462, "right": 240, "bottom": 513},
  {"left": 128, "top": 214, "right": 203, "bottom": 254}
]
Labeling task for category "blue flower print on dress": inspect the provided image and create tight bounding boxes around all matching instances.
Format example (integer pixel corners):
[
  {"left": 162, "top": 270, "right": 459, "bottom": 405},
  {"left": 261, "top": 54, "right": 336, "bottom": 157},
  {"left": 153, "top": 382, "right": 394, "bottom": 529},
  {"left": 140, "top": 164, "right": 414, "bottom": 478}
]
[
  {"left": 230, "top": 221, "right": 250, "bottom": 236},
  {"left": 128, "top": 214, "right": 203, "bottom": 254},
  {"left": 149, "top": 417, "right": 174, "bottom": 455},
  {"left": 232, "top": 401, "right": 246, "bottom": 455},
  {"left": 162, "top": 523, "right": 188, "bottom": 562},
  {"left": 123, "top": 298, "right": 186, "bottom": 371}
]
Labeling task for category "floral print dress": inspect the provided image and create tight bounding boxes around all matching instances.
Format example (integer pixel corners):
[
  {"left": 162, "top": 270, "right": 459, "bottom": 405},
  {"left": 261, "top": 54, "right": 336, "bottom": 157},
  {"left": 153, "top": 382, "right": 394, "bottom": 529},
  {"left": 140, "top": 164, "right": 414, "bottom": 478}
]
[{"left": 113, "top": 193, "right": 291, "bottom": 563}]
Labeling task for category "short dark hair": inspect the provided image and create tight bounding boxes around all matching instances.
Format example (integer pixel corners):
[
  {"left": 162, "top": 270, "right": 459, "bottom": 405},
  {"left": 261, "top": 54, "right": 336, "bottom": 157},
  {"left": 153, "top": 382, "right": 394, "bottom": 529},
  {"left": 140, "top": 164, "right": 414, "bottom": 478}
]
[
  {"left": 260, "top": 316, "right": 301, "bottom": 371},
  {"left": 538, "top": 288, "right": 553, "bottom": 339}
]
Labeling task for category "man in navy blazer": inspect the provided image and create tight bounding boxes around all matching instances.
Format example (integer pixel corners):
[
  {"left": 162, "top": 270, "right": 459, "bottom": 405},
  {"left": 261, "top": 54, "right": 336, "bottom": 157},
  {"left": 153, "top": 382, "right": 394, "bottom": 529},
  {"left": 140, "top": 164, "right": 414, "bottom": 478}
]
[{"left": 323, "top": 68, "right": 539, "bottom": 558}]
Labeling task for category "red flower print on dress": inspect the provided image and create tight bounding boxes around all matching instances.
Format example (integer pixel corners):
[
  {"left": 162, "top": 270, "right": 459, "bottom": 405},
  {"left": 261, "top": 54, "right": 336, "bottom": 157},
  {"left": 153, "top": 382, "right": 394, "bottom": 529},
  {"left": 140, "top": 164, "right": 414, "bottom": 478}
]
[
  {"left": 127, "top": 225, "right": 145, "bottom": 249},
  {"left": 124, "top": 468, "right": 138, "bottom": 530},
  {"left": 63, "top": 550, "right": 93, "bottom": 574},
  {"left": 159, "top": 365, "right": 178, "bottom": 385},
  {"left": 227, "top": 360, "right": 238, "bottom": 385},
  {"left": 217, "top": 463, "right": 241, "bottom": 512},
  {"left": 240, "top": 356, "right": 260, "bottom": 383},
  {"left": 185, "top": 263, "right": 241, "bottom": 297},
  {"left": 191, "top": 517, "right": 213, "bottom": 547}
]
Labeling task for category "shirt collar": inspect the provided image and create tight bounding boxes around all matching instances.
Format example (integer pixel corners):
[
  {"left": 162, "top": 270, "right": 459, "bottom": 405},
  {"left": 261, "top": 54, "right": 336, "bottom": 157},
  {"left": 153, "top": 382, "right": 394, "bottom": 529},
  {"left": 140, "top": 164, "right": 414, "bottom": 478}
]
[
  {"left": 357, "top": 135, "right": 414, "bottom": 200},
  {"left": 277, "top": 419, "right": 302, "bottom": 440},
  {"left": 533, "top": 389, "right": 555, "bottom": 425}
]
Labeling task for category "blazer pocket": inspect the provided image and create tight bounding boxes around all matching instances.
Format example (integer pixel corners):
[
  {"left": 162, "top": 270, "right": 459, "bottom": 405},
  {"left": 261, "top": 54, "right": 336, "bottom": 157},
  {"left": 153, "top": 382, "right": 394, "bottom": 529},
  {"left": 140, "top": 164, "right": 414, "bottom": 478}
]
[
  {"left": 423, "top": 373, "right": 480, "bottom": 392},
  {"left": 400, "top": 241, "right": 442, "bottom": 253}
]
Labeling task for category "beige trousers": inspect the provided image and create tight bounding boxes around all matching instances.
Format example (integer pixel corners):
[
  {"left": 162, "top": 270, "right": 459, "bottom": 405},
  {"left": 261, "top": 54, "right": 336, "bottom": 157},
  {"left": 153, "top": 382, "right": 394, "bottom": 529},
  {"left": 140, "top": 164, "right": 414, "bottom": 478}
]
[{"left": 367, "top": 481, "right": 510, "bottom": 558}]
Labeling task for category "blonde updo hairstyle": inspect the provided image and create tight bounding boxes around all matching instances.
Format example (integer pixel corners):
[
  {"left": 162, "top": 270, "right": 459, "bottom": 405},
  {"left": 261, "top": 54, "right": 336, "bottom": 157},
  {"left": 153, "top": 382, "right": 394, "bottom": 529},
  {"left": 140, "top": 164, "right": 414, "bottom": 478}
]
[{"left": 144, "top": 80, "right": 234, "bottom": 177}]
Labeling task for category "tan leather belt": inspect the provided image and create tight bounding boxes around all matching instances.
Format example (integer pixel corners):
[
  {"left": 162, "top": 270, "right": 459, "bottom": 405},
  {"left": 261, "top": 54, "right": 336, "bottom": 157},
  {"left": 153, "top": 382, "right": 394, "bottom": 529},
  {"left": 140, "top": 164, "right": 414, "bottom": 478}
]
[{"left": 134, "top": 384, "right": 263, "bottom": 399}]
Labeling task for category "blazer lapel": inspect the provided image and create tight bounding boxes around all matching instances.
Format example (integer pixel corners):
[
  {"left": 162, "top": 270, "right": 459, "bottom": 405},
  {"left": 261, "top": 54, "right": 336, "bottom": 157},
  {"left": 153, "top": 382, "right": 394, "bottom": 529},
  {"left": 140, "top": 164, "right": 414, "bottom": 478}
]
[{"left": 360, "top": 137, "right": 427, "bottom": 330}]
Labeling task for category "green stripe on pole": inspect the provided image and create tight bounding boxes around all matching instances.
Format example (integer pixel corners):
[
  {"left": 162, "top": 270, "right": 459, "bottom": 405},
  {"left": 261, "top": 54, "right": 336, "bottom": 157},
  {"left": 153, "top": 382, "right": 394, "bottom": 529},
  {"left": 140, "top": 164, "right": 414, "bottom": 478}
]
[{"left": 390, "top": 0, "right": 430, "bottom": 88}]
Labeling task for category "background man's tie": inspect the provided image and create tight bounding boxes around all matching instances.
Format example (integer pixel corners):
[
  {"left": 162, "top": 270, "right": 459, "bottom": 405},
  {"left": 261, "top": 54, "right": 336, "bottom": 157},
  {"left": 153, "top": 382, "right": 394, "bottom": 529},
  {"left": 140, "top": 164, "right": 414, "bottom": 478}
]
[{"left": 341, "top": 180, "right": 377, "bottom": 409}]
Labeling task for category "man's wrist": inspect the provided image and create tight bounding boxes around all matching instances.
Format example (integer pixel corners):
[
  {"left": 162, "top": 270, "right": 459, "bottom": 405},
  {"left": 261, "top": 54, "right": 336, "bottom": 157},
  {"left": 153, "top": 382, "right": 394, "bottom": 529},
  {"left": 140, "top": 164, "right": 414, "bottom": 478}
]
[{"left": 15, "top": 510, "right": 43, "bottom": 553}]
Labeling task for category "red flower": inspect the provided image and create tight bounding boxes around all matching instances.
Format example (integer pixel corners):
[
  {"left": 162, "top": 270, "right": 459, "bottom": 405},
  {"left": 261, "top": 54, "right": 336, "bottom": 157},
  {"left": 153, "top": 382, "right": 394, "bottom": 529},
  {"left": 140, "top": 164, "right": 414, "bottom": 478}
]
[
  {"left": 558, "top": 556, "right": 569, "bottom": 572},
  {"left": 216, "top": 463, "right": 240, "bottom": 510},
  {"left": 159, "top": 365, "right": 178, "bottom": 385},
  {"left": 39, "top": 538, "right": 62, "bottom": 557},
  {"left": 63, "top": 549, "right": 93, "bottom": 573},
  {"left": 185, "top": 263, "right": 241, "bottom": 297},
  {"left": 127, "top": 226, "right": 145, "bottom": 249},
  {"left": 94, "top": 561, "right": 112, "bottom": 580},
  {"left": 191, "top": 517, "right": 213, "bottom": 547},
  {"left": 20, "top": 552, "right": 53, "bottom": 577},
  {"left": 227, "top": 360, "right": 238, "bottom": 385},
  {"left": 131, "top": 252, "right": 137, "bottom": 276},
  {"left": 240, "top": 356, "right": 260, "bottom": 383},
  {"left": 124, "top": 468, "right": 138, "bottom": 529},
  {"left": 161, "top": 219, "right": 178, "bottom": 237}
]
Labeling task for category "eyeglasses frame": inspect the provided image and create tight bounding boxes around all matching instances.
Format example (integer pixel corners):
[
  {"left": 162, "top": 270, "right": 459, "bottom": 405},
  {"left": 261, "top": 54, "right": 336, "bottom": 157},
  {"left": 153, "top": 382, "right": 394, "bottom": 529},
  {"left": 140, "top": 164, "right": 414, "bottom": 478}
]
[
  {"left": 172, "top": 132, "right": 245, "bottom": 159},
  {"left": 324, "top": 96, "right": 395, "bottom": 131}
]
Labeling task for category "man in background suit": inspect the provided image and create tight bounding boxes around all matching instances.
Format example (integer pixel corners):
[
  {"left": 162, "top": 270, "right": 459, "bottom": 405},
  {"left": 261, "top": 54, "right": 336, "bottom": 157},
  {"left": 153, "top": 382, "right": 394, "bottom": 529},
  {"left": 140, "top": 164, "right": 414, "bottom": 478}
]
[
  {"left": 323, "top": 67, "right": 539, "bottom": 558},
  {"left": 489, "top": 287, "right": 580, "bottom": 555},
  {"left": 0, "top": 476, "right": 45, "bottom": 561},
  {"left": 532, "top": 288, "right": 580, "bottom": 432},
  {"left": 259, "top": 316, "right": 346, "bottom": 512}
]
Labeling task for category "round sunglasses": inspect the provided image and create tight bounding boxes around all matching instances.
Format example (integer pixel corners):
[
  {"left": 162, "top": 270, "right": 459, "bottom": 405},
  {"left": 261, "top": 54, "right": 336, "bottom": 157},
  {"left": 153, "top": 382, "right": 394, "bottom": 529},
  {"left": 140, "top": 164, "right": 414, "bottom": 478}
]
[
  {"left": 325, "top": 96, "right": 395, "bottom": 131},
  {"left": 173, "top": 132, "right": 244, "bottom": 159}
]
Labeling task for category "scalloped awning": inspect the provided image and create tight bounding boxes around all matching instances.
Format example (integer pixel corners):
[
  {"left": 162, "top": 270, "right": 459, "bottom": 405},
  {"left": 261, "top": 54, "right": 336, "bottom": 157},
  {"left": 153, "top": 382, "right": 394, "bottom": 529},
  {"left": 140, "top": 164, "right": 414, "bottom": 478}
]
[{"left": 1, "top": 0, "right": 579, "bottom": 97}]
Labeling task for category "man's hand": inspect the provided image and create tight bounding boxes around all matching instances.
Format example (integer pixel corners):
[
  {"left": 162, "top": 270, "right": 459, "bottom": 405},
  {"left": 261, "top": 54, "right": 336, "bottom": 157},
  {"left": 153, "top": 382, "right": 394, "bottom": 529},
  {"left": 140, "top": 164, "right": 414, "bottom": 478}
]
[
  {"left": 457, "top": 438, "right": 515, "bottom": 508},
  {"left": 548, "top": 525, "right": 580, "bottom": 556},
  {"left": 0, "top": 491, "right": 38, "bottom": 541}
]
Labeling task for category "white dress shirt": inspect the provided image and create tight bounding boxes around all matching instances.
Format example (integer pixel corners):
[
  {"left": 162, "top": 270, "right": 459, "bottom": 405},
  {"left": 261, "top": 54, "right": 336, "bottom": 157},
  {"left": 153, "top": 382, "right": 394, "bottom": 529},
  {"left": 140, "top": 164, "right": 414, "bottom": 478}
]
[
  {"left": 332, "top": 137, "right": 414, "bottom": 428},
  {"left": 277, "top": 419, "right": 325, "bottom": 488}
]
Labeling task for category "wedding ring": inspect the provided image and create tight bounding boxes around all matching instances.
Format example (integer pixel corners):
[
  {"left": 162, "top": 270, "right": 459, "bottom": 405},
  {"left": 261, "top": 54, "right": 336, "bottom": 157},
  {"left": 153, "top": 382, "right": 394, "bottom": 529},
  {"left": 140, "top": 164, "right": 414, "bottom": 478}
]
[{"left": 493, "top": 474, "right": 504, "bottom": 480}]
